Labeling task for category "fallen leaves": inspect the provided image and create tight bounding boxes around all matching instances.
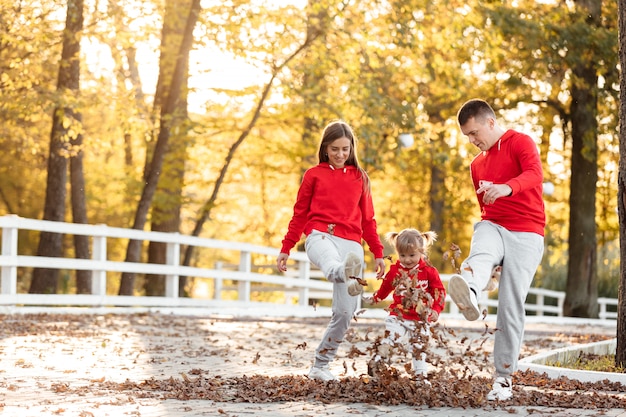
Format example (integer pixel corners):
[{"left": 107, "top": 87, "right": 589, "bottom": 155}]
[
  {"left": 1, "top": 312, "right": 621, "bottom": 412},
  {"left": 60, "top": 370, "right": 626, "bottom": 409}
]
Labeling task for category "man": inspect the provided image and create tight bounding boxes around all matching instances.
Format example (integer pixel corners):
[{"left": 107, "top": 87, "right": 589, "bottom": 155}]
[{"left": 448, "top": 99, "right": 546, "bottom": 401}]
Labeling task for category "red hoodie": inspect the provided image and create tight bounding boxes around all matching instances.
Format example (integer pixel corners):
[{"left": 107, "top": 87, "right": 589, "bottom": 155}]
[
  {"left": 470, "top": 129, "right": 546, "bottom": 236},
  {"left": 373, "top": 259, "right": 446, "bottom": 322},
  {"left": 280, "top": 162, "right": 384, "bottom": 258}
]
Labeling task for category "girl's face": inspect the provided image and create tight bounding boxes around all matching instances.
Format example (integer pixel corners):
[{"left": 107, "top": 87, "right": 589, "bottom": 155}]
[
  {"left": 398, "top": 250, "right": 422, "bottom": 268},
  {"left": 326, "top": 137, "right": 352, "bottom": 169}
]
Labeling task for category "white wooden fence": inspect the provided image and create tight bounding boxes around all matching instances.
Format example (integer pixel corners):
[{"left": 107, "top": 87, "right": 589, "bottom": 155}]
[{"left": 0, "top": 215, "right": 618, "bottom": 320}]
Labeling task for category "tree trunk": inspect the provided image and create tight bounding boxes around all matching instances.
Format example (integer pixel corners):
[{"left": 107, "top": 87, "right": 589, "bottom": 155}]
[
  {"left": 29, "top": 0, "right": 83, "bottom": 294},
  {"left": 147, "top": 140, "right": 186, "bottom": 297},
  {"left": 145, "top": 0, "right": 191, "bottom": 297},
  {"left": 616, "top": 0, "right": 626, "bottom": 368},
  {"left": 428, "top": 134, "right": 446, "bottom": 269},
  {"left": 118, "top": 0, "right": 201, "bottom": 295},
  {"left": 563, "top": 0, "right": 600, "bottom": 318},
  {"left": 70, "top": 127, "right": 91, "bottom": 294}
]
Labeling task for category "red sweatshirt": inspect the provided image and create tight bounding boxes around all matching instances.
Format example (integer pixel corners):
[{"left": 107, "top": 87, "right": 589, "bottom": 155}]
[
  {"left": 373, "top": 259, "right": 446, "bottom": 322},
  {"left": 470, "top": 129, "right": 546, "bottom": 236},
  {"left": 280, "top": 162, "right": 384, "bottom": 258}
]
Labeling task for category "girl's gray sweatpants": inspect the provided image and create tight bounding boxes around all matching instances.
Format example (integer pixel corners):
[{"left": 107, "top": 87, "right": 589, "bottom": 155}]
[
  {"left": 459, "top": 220, "right": 544, "bottom": 378},
  {"left": 305, "top": 230, "right": 364, "bottom": 368}
]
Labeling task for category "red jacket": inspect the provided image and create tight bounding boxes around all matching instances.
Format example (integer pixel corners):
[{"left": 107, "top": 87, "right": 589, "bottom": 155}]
[
  {"left": 373, "top": 259, "right": 446, "bottom": 322},
  {"left": 470, "top": 129, "right": 546, "bottom": 236},
  {"left": 280, "top": 162, "right": 384, "bottom": 258}
]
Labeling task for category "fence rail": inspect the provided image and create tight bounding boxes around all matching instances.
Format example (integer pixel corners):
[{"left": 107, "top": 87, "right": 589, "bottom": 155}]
[{"left": 0, "top": 215, "right": 618, "bottom": 320}]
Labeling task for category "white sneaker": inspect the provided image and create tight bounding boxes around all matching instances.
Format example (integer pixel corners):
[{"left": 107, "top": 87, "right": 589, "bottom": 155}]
[
  {"left": 307, "top": 366, "right": 337, "bottom": 381},
  {"left": 412, "top": 359, "right": 430, "bottom": 385},
  {"left": 343, "top": 252, "right": 363, "bottom": 295},
  {"left": 487, "top": 376, "right": 513, "bottom": 401},
  {"left": 448, "top": 274, "right": 480, "bottom": 321},
  {"left": 412, "top": 359, "right": 428, "bottom": 376}
]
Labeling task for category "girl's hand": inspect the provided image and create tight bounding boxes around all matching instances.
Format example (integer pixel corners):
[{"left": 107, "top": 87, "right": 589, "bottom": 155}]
[
  {"left": 277, "top": 253, "right": 289, "bottom": 272},
  {"left": 374, "top": 257, "right": 386, "bottom": 278}
]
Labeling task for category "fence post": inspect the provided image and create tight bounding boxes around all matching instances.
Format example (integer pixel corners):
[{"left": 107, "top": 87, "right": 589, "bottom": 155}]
[
  {"left": 214, "top": 261, "right": 223, "bottom": 300},
  {"left": 599, "top": 300, "right": 607, "bottom": 320},
  {"left": 238, "top": 251, "right": 251, "bottom": 301},
  {"left": 536, "top": 293, "right": 544, "bottom": 316},
  {"left": 165, "top": 240, "right": 180, "bottom": 299},
  {"left": 298, "top": 259, "right": 311, "bottom": 306},
  {"left": 1, "top": 218, "right": 18, "bottom": 295},
  {"left": 91, "top": 228, "right": 107, "bottom": 298}
]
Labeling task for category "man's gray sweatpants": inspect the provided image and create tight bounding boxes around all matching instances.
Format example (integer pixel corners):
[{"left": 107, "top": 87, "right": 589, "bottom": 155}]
[
  {"left": 459, "top": 221, "right": 544, "bottom": 378},
  {"left": 305, "top": 230, "right": 364, "bottom": 367}
]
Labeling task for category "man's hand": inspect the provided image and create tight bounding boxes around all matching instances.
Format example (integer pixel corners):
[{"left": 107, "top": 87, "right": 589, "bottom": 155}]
[{"left": 477, "top": 182, "right": 512, "bottom": 205}]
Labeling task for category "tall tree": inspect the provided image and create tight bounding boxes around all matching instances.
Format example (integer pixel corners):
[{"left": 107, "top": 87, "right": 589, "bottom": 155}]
[
  {"left": 0, "top": 1, "right": 58, "bottom": 221},
  {"left": 145, "top": 0, "right": 192, "bottom": 297},
  {"left": 29, "top": 0, "right": 84, "bottom": 294},
  {"left": 479, "top": 0, "right": 616, "bottom": 316},
  {"left": 562, "top": 0, "right": 602, "bottom": 317},
  {"left": 616, "top": 0, "right": 626, "bottom": 368},
  {"left": 118, "top": 0, "right": 202, "bottom": 295},
  {"left": 69, "top": 104, "right": 90, "bottom": 294}
]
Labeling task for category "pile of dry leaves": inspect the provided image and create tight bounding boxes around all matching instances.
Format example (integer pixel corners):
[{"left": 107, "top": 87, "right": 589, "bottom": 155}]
[
  {"left": 84, "top": 368, "right": 626, "bottom": 409},
  {"left": 2, "top": 312, "right": 623, "bottom": 411}
]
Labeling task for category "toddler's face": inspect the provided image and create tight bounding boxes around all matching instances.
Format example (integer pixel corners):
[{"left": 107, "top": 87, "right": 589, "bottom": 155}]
[{"left": 398, "top": 251, "right": 421, "bottom": 268}]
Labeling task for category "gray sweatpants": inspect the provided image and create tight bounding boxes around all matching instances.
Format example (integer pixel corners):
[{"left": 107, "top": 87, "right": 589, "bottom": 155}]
[
  {"left": 305, "top": 230, "right": 364, "bottom": 367},
  {"left": 459, "top": 221, "right": 544, "bottom": 378}
]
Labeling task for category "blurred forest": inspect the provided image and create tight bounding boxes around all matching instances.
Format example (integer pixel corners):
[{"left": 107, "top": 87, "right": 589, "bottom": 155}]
[{"left": 0, "top": 0, "right": 619, "bottom": 316}]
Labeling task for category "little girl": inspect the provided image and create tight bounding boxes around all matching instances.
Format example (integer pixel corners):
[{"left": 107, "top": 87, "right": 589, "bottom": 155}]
[{"left": 364, "top": 228, "right": 446, "bottom": 378}]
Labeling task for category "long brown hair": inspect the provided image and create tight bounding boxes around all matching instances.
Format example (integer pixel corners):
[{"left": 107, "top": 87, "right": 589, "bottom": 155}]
[{"left": 317, "top": 120, "right": 370, "bottom": 191}]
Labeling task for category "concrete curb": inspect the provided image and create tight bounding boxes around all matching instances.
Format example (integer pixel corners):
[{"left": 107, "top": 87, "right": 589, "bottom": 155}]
[{"left": 518, "top": 338, "right": 626, "bottom": 384}]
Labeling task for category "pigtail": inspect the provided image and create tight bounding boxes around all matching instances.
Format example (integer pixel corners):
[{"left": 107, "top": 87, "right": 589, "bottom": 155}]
[
  {"left": 385, "top": 232, "right": 400, "bottom": 246},
  {"left": 421, "top": 231, "right": 437, "bottom": 250}
]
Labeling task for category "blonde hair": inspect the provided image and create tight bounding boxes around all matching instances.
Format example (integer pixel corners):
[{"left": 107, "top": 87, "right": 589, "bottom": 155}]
[{"left": 385, "top": 228, "right": 437, "bottom": 256}]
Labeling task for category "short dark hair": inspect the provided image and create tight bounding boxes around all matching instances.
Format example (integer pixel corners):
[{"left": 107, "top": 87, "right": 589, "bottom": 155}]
[{"left": 457, "top": 99, "right": 496, "bottom": 126}]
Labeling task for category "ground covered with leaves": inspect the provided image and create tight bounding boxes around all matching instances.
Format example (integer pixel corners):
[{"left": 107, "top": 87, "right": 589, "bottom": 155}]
[{"left": 0, "top": 312, "right": 623, "bottom": 413}]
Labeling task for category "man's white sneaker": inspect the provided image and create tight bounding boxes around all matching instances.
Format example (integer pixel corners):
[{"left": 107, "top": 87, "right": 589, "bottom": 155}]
[
  {"left": 487, "top": 376, "right": 513, "bottom": 401},
  {"left": 448, "top": 274, "right": 480, "bottom": 321},
  {"left": 343, "top": 252, "right": 363, "bottom": 295},
  {"left": 307, "top": 366, "right": 337, "bottom": 381}
]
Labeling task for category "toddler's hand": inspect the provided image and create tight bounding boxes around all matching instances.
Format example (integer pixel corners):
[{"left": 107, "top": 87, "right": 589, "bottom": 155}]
[{"left": 428, "top": 310, "right": 439, "bottom": 322}]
